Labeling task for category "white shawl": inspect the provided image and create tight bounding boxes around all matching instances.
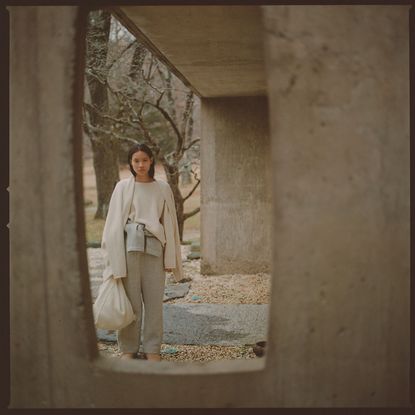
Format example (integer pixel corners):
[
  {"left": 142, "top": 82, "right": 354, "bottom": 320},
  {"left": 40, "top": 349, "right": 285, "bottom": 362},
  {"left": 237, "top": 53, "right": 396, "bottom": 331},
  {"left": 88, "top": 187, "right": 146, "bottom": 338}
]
[{"left": 101, "top": 176, "right": 184, "bottom": 282}]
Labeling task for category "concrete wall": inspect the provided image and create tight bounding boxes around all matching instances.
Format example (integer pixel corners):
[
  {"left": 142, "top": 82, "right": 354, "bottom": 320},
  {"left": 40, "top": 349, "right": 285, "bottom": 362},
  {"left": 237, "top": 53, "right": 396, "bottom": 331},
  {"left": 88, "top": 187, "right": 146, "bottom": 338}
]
[
  {"left": 201, "top": 97, "right": 272, "bottom": 275},
  {"left": 9, "top": 4, "right": 411, "bottom": 409},
  {"left": 262, "top": 5, "right": 410, "bottom": 406},
  {"left": 9, "top": 6, "right": 95, "bottom": 407},
  {"left": 9, "top": 7, "right": 271, "bottom": 409}
]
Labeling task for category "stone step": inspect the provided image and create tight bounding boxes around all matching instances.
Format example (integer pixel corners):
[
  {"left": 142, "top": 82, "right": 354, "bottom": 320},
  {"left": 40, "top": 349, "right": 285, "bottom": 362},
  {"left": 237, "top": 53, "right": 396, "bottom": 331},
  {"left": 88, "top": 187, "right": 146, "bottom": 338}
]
[{"left": 96, "top": 303, "right": 269, "bottom": 346}]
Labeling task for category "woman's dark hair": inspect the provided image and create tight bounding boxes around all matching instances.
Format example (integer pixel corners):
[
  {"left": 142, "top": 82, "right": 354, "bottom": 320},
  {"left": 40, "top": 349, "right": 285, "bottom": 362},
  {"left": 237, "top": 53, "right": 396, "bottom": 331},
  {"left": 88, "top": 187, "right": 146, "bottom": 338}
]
[{"left": 127, "top": 143, "right": 155, "bottom": 178}]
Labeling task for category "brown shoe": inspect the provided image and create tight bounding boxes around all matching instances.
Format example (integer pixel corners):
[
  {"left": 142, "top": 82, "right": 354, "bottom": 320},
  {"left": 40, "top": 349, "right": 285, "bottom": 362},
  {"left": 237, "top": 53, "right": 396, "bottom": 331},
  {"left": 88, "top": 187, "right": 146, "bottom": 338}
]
[
  {"left": 145, "top": 353, "right": 161, "bottom": 362},
  {"left": 253, "top": 341, "right": 267, "bottom": 357}
]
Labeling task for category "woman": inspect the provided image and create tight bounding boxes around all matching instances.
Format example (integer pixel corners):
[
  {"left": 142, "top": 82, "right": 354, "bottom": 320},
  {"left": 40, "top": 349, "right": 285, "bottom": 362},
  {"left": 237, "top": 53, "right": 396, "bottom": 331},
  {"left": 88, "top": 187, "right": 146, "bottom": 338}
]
[{"left": 100, "top": 143, "right": 183, "bottom": 361}]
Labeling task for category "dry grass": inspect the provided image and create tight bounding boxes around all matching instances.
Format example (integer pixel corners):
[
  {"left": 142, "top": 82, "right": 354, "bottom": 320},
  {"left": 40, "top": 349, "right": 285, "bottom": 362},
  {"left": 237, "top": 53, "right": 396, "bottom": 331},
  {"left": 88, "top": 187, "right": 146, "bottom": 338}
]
[{"left": 84, "top": 209, "right": 105, "bottom": 243}]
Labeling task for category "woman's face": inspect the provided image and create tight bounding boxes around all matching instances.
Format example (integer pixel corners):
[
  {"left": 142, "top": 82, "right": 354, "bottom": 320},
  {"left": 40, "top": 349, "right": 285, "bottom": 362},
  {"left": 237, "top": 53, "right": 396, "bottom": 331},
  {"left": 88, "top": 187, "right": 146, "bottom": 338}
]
[{"left": 131, "top": 150, "right": 153, "bottom": 178}]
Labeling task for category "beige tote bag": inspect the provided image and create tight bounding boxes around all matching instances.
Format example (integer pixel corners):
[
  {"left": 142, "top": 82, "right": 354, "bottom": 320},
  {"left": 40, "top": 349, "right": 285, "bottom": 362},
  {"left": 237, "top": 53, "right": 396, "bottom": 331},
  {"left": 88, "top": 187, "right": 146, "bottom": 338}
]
[{"left": 93, "top": 276, "right": 136, "bottom": 330}]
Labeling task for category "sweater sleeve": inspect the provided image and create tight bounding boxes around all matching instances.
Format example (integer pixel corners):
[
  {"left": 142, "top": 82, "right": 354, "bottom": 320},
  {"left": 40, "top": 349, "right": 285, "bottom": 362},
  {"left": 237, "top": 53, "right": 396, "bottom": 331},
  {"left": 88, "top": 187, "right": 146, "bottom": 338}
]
[
  {"left": 161, "top": 199, "right": 176, "bottom": 269},
  {"left": 101, "top": 181, "right": 127, "bottom": 279}
]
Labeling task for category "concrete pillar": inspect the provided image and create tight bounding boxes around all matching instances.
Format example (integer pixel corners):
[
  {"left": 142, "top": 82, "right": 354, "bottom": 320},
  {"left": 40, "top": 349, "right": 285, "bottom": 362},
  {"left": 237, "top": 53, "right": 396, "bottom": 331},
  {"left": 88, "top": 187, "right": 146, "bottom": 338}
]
[
  {"left": 9, "top": 6, "right": 95, "bottom": 407},
  {"left": 200, "top": 97, "right": 272, "bottom": 275},
  {"left": 262, "top": 5, "right": 410, "bottom": 406}
]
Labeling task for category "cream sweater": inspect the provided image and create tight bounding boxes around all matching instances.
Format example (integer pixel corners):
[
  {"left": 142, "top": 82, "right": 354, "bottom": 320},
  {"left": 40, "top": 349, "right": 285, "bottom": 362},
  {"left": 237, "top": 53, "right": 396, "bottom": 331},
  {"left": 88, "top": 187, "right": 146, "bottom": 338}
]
[
  {"left": 128, "top": 181, "right": 176, "bottom": 268},
  {"left": 101, "top": 177, "right": 184, "bottom": 282}
]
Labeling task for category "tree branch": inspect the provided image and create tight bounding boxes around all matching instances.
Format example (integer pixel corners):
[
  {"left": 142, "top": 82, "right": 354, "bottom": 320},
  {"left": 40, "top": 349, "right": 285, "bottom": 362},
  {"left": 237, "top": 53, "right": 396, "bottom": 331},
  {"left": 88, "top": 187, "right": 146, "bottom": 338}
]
[
  {"left": 106, "top": 40, "right": 136, "bottom": 72},
  {"left": 143, "top": 75, "right": 163, "bottom": 96},
  {"left": 144, "top": 101, "right": 184, "bottom": 155},
  {"left": 183, "top": 178, "right": 200, "bottom": 202},
  {"left": 135, "top": 112, "right": 170, "bottom": 167},
  {"left": 183, "top": 206, "right": 200, "bottom": 221},
  {"left": 180, "top": 91, "right": 194, "bottom": 141},
  {"left": 101, "top": 84, "right": 171, "bottom": 168},
  {"left": 183, "top": 138, "right": 200, "bottom": 152},
  {"left": 82, "top": 121, "right": 139, "bottom": 146},
  {"left": 84, "top": 102, "right": 141, "bottom": 132},
  {"left": 85, "top": 68, "right": 107, "bottom": 85},
  {"left": 156, "top": 91, "right": 165, "bottom": 107},
  {"left": 144, "top": 55, "right": 154, "bottom": 81}
]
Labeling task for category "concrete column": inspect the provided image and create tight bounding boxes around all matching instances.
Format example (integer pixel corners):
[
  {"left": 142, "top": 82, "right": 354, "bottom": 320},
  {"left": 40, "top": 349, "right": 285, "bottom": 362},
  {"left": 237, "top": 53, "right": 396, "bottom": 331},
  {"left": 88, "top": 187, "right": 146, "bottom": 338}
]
[
  {"left": 9, "top": 6, "right": 94, "bottom": 407},
  {"left": 200, "top": 97, "right": 272, "bottom": 275},
  {"left": 262, "top": 5, "right": 410, "bottom": 406}
]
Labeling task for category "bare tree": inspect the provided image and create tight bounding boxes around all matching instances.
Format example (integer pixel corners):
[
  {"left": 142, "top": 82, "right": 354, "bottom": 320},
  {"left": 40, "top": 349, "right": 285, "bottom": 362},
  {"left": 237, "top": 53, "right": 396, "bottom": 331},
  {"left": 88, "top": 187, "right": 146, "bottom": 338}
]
[
  {"left": 83, "top": 12, "right": 200, "bottom": 241},
  {"left": 84, "top": 10, "right": 120, "bottom": 219}
]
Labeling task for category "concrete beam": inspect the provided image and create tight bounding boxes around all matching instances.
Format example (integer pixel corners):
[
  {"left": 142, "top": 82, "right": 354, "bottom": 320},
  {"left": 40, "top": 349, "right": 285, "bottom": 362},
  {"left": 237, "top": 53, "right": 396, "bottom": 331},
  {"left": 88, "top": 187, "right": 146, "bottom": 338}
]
[{"left": 113, "top": 6, "right": 266, "bottom": 97}]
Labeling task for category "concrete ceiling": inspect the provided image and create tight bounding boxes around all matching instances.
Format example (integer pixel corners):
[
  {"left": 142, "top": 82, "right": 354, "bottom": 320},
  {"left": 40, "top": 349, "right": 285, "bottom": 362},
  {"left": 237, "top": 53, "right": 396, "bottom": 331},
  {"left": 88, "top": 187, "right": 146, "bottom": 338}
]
[{"left": 113, "top": 6, "right": 266, "bottom": 98}]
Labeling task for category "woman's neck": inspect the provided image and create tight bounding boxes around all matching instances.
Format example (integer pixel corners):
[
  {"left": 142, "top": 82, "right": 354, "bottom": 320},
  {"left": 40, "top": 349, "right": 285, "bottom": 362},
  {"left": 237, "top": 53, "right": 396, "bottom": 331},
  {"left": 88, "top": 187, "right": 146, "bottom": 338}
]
[{"left": 135, "top": 176, "right": 155, "bottom": 183}]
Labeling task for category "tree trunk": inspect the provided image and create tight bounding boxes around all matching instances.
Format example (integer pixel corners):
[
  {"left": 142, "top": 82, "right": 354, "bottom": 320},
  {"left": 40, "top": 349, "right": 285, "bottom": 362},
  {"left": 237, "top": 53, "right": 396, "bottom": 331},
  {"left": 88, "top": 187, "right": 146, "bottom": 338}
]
[
  {"left": 85, "top": 10, "right": 119, "bottom": 219},
  {"left": 165, "top": 70, "right": 177, "bottom": 124},
  {"left": 91, "top": 138, "right": 120, "bottom": 218},
  {"left": 129, "top": 42, "right": 147, "bottom": 81},
  {"left": 180, "top": 155, "right": 192, "bottom": 186}
]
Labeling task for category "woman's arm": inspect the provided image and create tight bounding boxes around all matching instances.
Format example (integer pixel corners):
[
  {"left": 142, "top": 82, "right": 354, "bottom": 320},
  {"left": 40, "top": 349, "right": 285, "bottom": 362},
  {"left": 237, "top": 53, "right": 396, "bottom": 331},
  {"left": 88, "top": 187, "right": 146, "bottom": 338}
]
[
  {"left": 158, "top": 180, "right": 184, "bottom": 281},
  {"left": 101, "top": 181, "right": 127, "bottom": 279}
]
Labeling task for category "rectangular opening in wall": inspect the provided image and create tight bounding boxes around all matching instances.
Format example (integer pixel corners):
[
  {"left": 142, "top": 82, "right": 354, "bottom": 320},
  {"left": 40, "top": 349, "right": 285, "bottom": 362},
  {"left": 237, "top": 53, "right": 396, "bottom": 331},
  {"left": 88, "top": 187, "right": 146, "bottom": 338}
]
[{"left": 82, "top": 7, "right": 271, "bottom": 372}]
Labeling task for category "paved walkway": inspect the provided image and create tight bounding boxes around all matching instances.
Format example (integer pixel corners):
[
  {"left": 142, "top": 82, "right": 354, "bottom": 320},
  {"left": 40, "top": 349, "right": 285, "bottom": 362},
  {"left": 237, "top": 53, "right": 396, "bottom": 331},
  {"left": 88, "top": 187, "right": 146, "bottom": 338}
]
[
  {"left": 97, "top": 303, "right": 269, "bottom": 346},
  {"left": 90, "top": 247, "right": 269, "bottom": 347}
]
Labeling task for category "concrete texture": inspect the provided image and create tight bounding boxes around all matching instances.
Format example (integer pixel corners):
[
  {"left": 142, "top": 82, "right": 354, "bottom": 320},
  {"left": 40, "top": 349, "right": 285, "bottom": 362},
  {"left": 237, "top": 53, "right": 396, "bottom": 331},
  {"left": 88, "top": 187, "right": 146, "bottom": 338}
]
[
  {"left": 10, "top": 6, "right": 95, "bottom": 408},
  {"left": 96, "top": 303, "right": 269, "bottom": 346},
  {"left": 114, "top": 6, "right": 266, "bottom": 97},
  {"left": 9, "top": 4, "right": 411, "bottom": 409},
  {"left": 201, "top": 96, "right": 272, "bottom": 275},
  {"left": 262, "top": 5, "right": 410, "bottom": 407}
]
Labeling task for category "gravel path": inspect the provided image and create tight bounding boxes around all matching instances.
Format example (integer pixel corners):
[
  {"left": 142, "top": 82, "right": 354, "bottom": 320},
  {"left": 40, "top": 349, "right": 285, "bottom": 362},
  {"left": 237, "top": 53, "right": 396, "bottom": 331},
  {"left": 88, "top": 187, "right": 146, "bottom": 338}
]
[
  {"left": 95, "top": 243, "right": 270, "bottom": 362},
  {"left": 98, "top": 342, "right": 257, "bottom": 362},
  {"left": 165, "top": 244, "right": 271, "bottom": 305}
]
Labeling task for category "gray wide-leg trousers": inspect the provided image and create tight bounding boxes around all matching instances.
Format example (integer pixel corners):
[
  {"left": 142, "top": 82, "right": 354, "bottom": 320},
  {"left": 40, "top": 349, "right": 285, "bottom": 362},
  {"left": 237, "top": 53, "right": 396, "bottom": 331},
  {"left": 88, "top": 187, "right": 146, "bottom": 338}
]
[{"left": 117, "top": 241, "right": 165, "bottom": 354}]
